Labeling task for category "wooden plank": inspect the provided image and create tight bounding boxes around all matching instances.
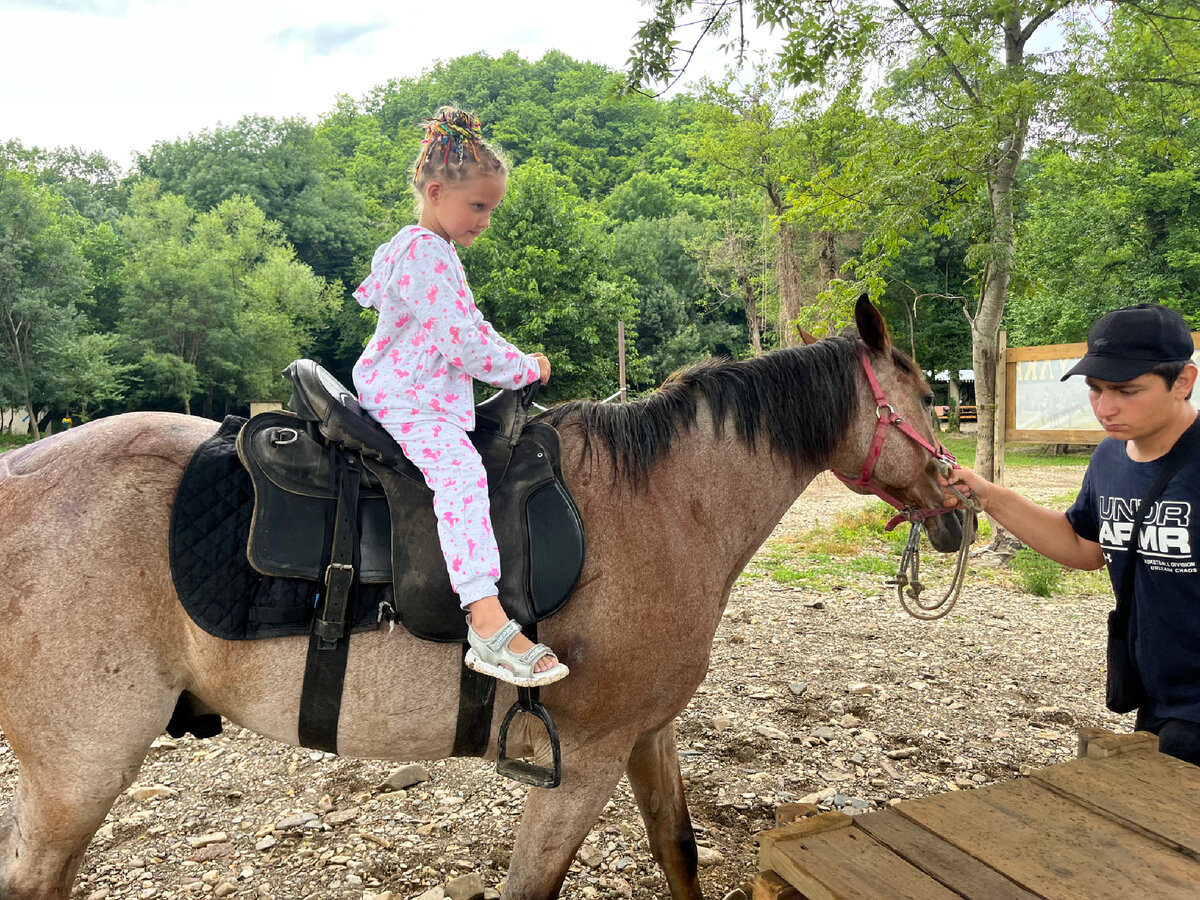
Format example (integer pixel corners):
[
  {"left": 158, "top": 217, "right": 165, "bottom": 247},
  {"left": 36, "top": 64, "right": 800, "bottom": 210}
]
[
  {"left": 995, "top": 329, "right": 1007, "bottom": 485},
  {"left": 1006, "top": 333, "right": 1200, "bottom": 360},
  {"left": 1030, "top": 750, "right": 1200, "bottom": 858},
  {"left": 758, "top": 811, "right": 854, "bottom": 867},
  {"left": 754, "top": 870, "right": 801, "bottom": 900},
  {"left": 763, "top": 821, "right": 962, "bottom": 900},
  {"left": 1007, "top": 428, "right": 1103, "bottom": 445},
  {"left": 1083, "top": 730, "right": 1158, "bottom": 760},
  {"left": 896, "top": 776, "right": 1200, "bottom": 899},
  {"left": 856, "top": 809, "right": 1040, "bottom": 900},
  {"left": 1006, "top": 342, "right": 1088, "bottom": 363}
]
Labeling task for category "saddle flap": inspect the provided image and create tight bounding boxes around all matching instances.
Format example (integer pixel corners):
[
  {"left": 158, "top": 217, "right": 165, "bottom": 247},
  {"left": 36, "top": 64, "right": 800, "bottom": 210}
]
[
  {"left": 363, "top": 421, "right": 585, "bottom": 642},
  {"left": 237, "top": 411, "right": 392, "bottom": 583}
]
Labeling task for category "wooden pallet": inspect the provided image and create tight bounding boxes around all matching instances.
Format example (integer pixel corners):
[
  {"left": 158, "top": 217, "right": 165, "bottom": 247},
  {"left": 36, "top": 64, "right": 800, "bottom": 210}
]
[{"left": 756, "top": 732, "right": 1200, "bottom": 899}]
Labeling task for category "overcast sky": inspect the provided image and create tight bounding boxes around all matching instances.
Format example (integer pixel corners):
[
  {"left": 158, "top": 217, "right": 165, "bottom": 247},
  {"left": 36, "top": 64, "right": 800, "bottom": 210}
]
[{"left": 2, "top": 0, "right": 772, "bottom": 169}]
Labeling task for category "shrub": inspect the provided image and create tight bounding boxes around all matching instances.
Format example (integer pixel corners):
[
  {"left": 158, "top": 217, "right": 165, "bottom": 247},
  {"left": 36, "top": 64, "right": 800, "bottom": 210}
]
[{"left": 1010, "top": 548, "right": 1062, "bottom": 597}]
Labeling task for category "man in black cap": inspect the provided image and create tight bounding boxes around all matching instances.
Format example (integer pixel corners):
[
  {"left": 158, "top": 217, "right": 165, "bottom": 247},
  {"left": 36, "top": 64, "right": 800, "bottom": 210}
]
[{"left": 944, "top": 304, "right": 1200, "bottom": 763}]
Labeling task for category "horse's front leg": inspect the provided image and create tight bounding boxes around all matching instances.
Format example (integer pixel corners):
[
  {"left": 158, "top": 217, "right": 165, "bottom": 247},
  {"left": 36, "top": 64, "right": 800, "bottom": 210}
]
[
  {"left": 626, "top": 722, "right": 702, "bottom": 899},
  {"left": 504, "top": 737, "right": 632, "bottom": 899}
]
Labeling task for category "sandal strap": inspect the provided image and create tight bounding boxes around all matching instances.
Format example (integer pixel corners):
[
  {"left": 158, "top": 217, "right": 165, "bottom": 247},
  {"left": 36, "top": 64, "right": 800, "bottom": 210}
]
[
  {"left": 515, "top": 643, "right": 556, "bottom": 665},
  {"left": 469, "top": 617, "right": 521, "bottom": 653}
]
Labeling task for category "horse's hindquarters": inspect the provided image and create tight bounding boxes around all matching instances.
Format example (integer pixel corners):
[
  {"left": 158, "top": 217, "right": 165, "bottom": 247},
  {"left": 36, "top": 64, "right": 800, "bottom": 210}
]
[{"left": 0, "top": 413, "right": 220, "bottom": 899}]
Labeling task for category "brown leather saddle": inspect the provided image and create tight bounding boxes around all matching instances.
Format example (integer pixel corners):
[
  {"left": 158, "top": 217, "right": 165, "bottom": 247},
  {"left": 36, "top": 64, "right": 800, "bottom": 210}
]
[{"left": 235, "top": 360, "right": 584, "bottom": 781}]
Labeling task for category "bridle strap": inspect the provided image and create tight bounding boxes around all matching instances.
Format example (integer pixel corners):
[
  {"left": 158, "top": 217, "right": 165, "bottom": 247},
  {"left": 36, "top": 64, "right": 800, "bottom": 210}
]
[{"left": 833, "top": 352, "right": 958, "bottom": 529}]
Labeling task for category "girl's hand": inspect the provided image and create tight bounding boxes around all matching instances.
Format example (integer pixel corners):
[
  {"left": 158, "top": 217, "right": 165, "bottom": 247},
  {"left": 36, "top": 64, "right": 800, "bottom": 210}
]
[{"left": 532, "top": 353, "right": 551, "bottom": 385}]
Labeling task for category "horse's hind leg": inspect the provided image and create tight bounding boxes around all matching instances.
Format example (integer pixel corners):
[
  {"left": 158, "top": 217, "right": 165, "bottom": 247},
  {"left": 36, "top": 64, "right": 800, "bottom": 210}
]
[
  {"left": 626, "top": 724, "right": 702, "bottom": 900},
  {"left": 0, "top": 701, "right": 175, "bottom": 898}
]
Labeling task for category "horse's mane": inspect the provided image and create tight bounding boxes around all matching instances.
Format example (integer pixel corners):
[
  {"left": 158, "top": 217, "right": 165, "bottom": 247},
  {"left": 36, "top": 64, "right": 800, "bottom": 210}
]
[{"left": 539, "top": 337, "right": 863, "bottom": 485}]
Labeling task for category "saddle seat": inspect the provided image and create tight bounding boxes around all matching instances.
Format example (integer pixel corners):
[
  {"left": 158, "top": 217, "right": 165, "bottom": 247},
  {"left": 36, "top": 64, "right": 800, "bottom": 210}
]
[{"left": 283, "top": 358, "right": 532, "bottom": 472}]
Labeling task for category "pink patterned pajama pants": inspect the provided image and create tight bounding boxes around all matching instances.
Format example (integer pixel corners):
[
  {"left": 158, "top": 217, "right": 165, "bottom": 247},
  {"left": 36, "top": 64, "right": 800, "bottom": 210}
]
[{"left": 387, "top": 420, "right": 500, "bottom": 608}]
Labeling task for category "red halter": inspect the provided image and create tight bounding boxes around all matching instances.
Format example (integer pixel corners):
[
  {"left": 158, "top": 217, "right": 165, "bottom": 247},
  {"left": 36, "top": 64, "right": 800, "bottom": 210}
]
[{"left": 834, "top": 352, "right": 959, "bottom": 531}]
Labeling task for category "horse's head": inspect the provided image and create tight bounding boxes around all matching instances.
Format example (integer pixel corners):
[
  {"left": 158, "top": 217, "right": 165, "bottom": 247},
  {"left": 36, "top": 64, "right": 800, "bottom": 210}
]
[{"left": 820, "top": 295, "right": 965, "bottom": 553}]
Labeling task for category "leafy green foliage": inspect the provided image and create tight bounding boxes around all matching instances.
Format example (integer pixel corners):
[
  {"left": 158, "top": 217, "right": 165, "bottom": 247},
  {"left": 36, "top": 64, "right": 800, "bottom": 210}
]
[
  {"left": 116, "top": 184, "right": 337, "bottom": 414},
  {"left": 9, "top": 21, "right": 1198, "bottom": 436},
  {"left": 0, "top": 166, "right": 92, "bottom": 436},
  {"left": 464, "top": 161, "right": 641, "bottom": 400}
]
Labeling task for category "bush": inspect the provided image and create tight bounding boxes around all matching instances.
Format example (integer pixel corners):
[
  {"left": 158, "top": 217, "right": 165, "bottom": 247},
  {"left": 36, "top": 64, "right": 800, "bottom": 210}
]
[
  {"left": 0, "top": 433, "right": 35, "bottom": 451},
  {"left": 1010, "top": 548, "right": 1062, "bottom": 597}
]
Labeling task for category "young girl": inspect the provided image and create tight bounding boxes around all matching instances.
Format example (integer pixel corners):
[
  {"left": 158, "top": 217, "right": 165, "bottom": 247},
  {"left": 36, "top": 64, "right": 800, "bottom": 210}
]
[{"left": 352, "top": 107, "right": 568, "bottom": 687}]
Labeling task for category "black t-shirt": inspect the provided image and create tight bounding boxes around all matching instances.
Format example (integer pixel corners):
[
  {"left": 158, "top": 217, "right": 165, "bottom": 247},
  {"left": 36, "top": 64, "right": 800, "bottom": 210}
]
[{"left": 1066, "top": 419, "right": 1200, "bottom": 722}]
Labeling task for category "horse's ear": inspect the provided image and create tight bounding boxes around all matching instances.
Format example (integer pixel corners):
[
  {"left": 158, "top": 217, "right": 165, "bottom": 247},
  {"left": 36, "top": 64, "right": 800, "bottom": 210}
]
[
  {"left": 854, "top": 293, "right": 890, "bottom": 354},
  {"left": 799, "top": 328, "right": 820, "bottom": 346}
]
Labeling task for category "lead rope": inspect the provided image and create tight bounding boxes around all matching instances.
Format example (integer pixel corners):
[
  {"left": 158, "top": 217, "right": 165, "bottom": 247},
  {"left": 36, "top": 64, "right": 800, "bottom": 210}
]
[{"left": 890, "top": 480, "right": 981, "bottom": 620}]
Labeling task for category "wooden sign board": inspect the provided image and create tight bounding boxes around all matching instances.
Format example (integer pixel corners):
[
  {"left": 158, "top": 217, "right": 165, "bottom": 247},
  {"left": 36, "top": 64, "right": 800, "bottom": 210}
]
[{"left": 1004, "top": 333, "right": 1200, "bottom": 445}]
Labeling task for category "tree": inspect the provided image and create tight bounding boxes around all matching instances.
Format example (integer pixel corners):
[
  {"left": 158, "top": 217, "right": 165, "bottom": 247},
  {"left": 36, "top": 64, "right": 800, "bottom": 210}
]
[
  {"left": 626, "top": 0, "right": 1200, "bottom": 481},
  {"left": 612, "top": 212, "right": 747, "bottom": 385},
  {"left": 0, "top": 166, "right": 90, "bottom": 439},
  {"left": 118, "top": 184, "right": 337, "bottom": 415},
  {"left": 136, "top": 117, "right": 371, "bottom": 289},
  {"left": 1010, "top": 8, "right": 1200, "bottom": 343},
  {"left": 463, "top": 161, "right": 641, "bottom": 399},
  {"left": 692, "top": 68, "right": 815, "bottom": 345}
]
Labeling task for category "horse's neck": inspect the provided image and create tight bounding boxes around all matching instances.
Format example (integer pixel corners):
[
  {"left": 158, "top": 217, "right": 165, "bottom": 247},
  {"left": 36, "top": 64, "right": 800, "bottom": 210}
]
[
  {"left": 566, "top": 407, "right": 826, "bottom": 581},
  {"left": 675, "top": 412, "right": 824, "bottom": 567}
]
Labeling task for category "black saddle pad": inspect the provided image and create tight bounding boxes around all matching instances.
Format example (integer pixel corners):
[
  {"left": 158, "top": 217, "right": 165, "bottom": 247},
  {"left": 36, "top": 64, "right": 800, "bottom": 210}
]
[{"left": 169, "top": 417, "right": 390, "bottom": 640}]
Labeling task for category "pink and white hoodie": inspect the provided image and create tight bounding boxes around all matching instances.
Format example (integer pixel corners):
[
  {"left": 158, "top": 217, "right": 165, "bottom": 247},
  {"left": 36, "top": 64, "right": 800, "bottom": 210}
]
[{"left": 352, "top": 226, "right": 541, "bottom": 430}]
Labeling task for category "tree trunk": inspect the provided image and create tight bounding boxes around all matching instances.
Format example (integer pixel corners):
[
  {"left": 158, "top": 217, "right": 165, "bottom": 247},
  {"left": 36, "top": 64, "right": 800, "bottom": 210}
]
[
  {"left": 738, "top": 273, "right": 764, "bottom": 357},
  {"left": 22, "top": 386, "right": 40, "bottom": 441},
  {"left": 766, "top": 181, "right": 805, "bottom": 347},
  {"left": 816, "top": 230, "right": 839, "bottom": 288},
  {"left": 775, "top": 219, "right": 803, "bottom": 346},
  {"left": 972, "top": 18, "right": 1033, "bottom": 482}
]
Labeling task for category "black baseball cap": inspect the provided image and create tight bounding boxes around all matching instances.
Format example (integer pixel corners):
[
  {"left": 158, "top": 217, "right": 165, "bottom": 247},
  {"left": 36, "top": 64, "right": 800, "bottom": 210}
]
[{"left": 1061, "top": 304, "right": 1195, "bottom": 382}]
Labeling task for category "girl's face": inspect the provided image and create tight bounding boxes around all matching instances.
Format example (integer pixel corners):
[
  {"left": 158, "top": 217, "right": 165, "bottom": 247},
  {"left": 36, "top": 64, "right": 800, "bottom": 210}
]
[{"left": 419, "top": 172, "right": 507, "bottom": 247}]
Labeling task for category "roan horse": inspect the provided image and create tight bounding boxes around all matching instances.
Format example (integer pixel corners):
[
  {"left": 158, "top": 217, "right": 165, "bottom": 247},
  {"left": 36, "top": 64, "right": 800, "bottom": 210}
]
[{"left": 0, "top": 297, "right": 962, "bottom": 898}]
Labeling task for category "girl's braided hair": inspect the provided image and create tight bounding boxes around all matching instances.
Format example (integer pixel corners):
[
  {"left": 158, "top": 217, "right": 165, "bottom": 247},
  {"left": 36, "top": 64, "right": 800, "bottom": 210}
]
[{"left": 412, "top": 106, "right": 506, "bottom": 205}]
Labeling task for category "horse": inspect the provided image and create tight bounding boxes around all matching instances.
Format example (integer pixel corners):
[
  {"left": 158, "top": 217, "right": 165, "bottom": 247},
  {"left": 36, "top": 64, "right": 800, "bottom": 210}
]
[{"left": 0, "top": 296, "right": 962, "bottom": 899}]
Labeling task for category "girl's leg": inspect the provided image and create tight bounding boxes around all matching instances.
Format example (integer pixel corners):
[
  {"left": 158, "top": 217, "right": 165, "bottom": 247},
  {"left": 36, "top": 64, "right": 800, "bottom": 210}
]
[{"left": 393, "top": 421, "right": 559, "bottom": 674}]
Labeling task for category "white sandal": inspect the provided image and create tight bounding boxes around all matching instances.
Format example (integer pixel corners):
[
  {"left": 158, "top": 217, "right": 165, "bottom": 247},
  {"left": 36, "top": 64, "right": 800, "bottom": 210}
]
[{"left": 464, "top": 618, "right": 569, "bottom": 687}]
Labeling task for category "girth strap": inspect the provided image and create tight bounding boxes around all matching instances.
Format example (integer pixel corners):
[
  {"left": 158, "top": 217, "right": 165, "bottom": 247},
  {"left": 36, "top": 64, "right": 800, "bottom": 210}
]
[
  {"left": 298, "top": 451, "right": 361, "bottom": 753},
  {"left": 452, "top": 648, "right": 498, "bottom": 757}
]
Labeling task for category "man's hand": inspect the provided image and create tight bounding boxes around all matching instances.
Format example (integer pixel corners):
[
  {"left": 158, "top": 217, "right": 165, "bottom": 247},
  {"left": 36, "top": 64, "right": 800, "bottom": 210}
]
[
  {"left": 940, "top": 465, "right": 991, "bottom": 511},
  {"left": 940, "top": 465, "right": 1104, "bottom": 571}
]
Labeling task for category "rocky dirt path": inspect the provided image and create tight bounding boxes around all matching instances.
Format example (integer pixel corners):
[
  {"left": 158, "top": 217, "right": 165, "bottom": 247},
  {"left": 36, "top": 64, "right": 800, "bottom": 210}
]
[{"left": 0, "top": 463, "right": 1129, "bottom": 900}]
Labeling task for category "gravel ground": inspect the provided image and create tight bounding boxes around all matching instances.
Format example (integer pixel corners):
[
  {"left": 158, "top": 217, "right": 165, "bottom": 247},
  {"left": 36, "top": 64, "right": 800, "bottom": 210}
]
[{"left": 1, "top": 463, "right": 1129, "bottom": 900}]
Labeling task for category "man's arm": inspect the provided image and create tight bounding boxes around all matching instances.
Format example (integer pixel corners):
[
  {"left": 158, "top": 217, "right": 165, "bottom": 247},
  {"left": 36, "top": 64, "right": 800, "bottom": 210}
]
[{"left": 943, "top": 468, "right": 1106, "bottom": 571}]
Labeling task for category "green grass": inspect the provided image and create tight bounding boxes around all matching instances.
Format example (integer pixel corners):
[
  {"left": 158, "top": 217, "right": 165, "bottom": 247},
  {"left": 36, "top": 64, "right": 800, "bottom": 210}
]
[
  {"left": 936, "top": 433, "right": 1095, "bottom": 470},
  {"left": 744, "top": 492, "right": 1111, "bottom": 599},
  {"left": 1010, "top": 548, "right": 1063, "bottom": 597},
  {"left": 746, "top": 502, "right": 974, "bottom": 593}
]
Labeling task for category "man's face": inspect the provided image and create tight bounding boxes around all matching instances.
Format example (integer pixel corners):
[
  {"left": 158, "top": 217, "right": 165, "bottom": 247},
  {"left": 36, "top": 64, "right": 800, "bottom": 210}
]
[{"left": 1086, "top": 371, "right": 1182, "bottom": 442}]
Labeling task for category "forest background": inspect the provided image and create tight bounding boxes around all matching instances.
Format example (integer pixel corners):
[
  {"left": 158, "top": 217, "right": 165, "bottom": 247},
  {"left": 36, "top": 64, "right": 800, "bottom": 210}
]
[{"left": 2, "top": 1, "right": 1198, "bottom": 465}]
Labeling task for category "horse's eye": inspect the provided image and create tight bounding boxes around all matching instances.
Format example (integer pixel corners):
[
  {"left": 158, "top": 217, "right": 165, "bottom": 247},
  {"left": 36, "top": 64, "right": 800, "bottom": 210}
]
[{"left": 922, "top": 395, "right": 934, "bottom": 408}]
